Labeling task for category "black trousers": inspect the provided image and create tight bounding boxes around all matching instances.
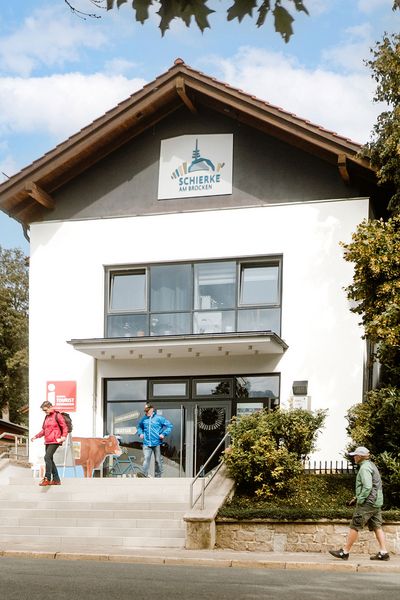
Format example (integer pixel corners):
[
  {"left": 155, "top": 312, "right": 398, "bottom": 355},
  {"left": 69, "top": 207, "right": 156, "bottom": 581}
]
[{"left": 44, "top": 443, "right": 61, "bottom": 482}]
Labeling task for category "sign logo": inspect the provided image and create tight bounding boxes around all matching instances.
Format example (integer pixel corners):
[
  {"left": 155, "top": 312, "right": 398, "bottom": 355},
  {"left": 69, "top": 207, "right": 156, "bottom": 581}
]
[
  {"left": 158, "top": 134, "right": 233, "bottom": 200},
  {"left": 46, "top": 381, "right": 77, "bottom": 412}
]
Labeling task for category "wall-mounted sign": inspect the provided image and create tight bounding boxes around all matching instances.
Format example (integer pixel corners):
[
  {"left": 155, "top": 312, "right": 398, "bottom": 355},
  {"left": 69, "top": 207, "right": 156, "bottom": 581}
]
[
  {"left": 289, "top": 396, "right": 311, "bottom": 411},
  {"left": 46, "top": 381, "right": 77, "bottom": 412},
  {"left": 158, "top": 134, "right": 233, "bottom": 200}
]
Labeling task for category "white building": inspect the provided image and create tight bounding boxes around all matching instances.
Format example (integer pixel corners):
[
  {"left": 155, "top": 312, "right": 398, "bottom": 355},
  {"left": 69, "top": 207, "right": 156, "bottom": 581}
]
[{"left": 0, "top": 60, "right": 386, "bottom": 475}]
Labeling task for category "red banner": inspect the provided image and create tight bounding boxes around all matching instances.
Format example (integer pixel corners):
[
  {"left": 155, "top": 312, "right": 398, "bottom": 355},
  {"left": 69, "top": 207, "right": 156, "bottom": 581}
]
[{"left": 46, "top": 381, "right": 77, "bottom": 412}]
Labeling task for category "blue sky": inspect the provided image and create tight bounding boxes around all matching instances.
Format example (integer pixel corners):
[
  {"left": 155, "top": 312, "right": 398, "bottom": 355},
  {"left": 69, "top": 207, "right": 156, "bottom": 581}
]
[{"left": 0, "top": 0, "right": 398, "bottom": 254}]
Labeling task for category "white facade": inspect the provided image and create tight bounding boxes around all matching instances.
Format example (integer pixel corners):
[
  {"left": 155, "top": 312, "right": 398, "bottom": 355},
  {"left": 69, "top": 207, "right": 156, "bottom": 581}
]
[{"left": 28, "top": 197, "right": 368, "bottom": 466}]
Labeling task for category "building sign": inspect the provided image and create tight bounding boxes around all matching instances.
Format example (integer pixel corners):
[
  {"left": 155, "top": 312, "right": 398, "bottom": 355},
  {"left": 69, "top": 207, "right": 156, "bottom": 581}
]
[
  {"left": 158, "top": 134, "right": 233, "bottom": 200},
  {"left": 46, "top": 381, "right": 77, "bottom": 412}
]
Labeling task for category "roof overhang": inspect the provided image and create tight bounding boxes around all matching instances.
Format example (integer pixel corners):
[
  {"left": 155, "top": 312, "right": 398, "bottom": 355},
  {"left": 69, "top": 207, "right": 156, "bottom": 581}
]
[
  {"left": 68, "top": 331, "right": 288, "bottom": 361},
  {"left": 0, "top": 60, "right": 378, "bottom": 227}
]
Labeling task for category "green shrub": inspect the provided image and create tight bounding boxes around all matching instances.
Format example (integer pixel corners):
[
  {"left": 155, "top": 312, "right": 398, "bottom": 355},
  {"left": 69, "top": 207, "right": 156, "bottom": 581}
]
[
  {"left": 265, "top": 408, "right": 327, "bottom": 458},
  {"left": 223, "top": 408, "right": 327, "bottom": 499},
  {"left": 346, "top": 387, "right": 400, "bottom": 456},
  {"left": 218, "top": 473, "right": 400, "bottom": 521},
  {"left": 376, "top": 451, "right": 400, "bottom": 507}
]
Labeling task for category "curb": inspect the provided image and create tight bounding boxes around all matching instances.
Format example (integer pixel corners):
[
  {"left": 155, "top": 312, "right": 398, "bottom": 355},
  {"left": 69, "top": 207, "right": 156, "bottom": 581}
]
[{"left": 1, "top": 549, "right": 399, "bottom": 573}]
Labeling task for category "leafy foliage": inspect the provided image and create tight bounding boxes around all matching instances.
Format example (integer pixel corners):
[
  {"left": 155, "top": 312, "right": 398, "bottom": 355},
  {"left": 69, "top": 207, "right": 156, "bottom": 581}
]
[
  {"left": 102, "top": 0, "right": 309, "bottom": 40},
  {"left": 0, "top": 247, "right": 28, "bottom": 424},
  {"left": 346, "top": 387, "right": 400, "bottom": 457},
  {"left": 264, "top": 407, "right": 327, "bottom": 458},
  {"left": 362, "top": 33, "right": 400, "bottom": 213},
  {"left": 222, "top": 408, "right": 326, "bottom": 499},
  {"left": 219, "top": 472, "right": 400, "bottom": 519},
  {"left": 342, "top": 215, "right": 400, "bottom": 385}
]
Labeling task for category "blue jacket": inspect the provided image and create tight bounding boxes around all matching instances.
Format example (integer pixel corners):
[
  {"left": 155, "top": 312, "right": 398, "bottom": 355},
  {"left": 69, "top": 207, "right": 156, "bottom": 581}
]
[{"left": 137, "top": 412, "right": 173, "bottom": 447}]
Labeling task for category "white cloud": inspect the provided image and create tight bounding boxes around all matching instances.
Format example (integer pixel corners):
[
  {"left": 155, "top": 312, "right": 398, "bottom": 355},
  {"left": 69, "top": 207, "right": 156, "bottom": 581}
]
[
  {"left": 357, "top": 0, "right": 390, "bottom": 14},
  {"left": 0, "top": 6, "right": 106, "bottom": 76},
  {"left": 305, "top": 0, "right": 331, "bottom": 16},
  {"left": 206, "top": 47, "right": 382, "bottom": 143},
  {"left": 0, "top": 153, "right": 18, "bottom": 181},
  {"left": 322, "top": 22, "right": 374, "bottom": 73},
  {"left": 0, "top": 72, "right": 146, "bottom": 141},
  {"left": 104, "top": 58, "right": 139, "bottom": 76}
]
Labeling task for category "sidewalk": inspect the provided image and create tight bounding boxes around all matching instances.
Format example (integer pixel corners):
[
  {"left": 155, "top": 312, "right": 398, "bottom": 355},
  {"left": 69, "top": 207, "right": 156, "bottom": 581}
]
[{"left": 1, "top": 544, "right": 399, "bottom": 573}]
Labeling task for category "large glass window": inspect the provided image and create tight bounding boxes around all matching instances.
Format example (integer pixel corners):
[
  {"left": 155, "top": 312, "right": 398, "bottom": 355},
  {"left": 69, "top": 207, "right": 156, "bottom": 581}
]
[
  {"left": 194, "top": 262, "right": 236, "bottom": 310},
  {"left": 106, "top": 258, "right": 281, "bottom": 337},
  {"left": 150, "top": 264, "right": 191, "bottom": 312}
]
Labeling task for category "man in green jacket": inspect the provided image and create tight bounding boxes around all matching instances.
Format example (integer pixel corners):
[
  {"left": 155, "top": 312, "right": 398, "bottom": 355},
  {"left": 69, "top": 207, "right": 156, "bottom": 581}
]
[{"left": 329, "top": 446, "right": 390, "bottom": 561}]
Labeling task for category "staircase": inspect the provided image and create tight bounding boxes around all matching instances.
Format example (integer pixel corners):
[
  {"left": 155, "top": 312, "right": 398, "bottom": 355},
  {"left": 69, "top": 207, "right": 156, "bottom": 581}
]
[{"left": 0, "top": 470, "right": 191, "bottom": 551}]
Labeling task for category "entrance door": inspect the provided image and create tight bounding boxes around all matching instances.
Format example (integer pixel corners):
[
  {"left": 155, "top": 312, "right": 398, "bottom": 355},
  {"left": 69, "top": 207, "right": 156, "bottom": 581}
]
[{"left": 155, "top": 401, "right": 230, "bottom": 477}]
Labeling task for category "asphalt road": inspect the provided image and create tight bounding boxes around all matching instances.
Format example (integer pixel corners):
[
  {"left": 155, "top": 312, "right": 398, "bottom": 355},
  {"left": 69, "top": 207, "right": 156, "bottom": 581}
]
[{"left": 0, "top": 558, "right": 399, "bottom": 600}]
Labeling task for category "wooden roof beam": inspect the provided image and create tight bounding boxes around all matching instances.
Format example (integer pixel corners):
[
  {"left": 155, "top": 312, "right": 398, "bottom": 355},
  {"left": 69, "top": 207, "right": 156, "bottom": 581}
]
[
  {"left": 176, "top": 77, "right": 197, "bottom": 114},
  {"left": 25, "top": 182, "right": 55, "bottom": 210},
  {"left": 338, "top": 154, "right": 350, "bottom": 184}
]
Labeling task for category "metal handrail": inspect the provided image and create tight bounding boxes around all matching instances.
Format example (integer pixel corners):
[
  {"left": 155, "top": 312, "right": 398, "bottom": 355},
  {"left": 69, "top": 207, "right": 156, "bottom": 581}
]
[
  {"left": 190, "top": 431, "right": 231, "bottom": 510},
  {"left": 0, "top": 432, "right": 29, "bottom": 461}
]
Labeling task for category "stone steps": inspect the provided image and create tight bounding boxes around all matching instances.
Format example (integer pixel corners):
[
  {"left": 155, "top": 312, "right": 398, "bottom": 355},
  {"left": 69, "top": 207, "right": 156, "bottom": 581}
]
[
  {"left": 0, "top": 534, "right": 185, "bottom": 549},
  {"left": 0, "top": 474, "right": 192, "bottom": 549}
]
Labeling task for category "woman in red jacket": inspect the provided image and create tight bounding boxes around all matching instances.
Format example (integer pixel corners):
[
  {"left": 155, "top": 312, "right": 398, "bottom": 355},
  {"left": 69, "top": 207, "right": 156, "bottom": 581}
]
[{"left": 31, "top": 401, "right": 68, "bottom": 486}]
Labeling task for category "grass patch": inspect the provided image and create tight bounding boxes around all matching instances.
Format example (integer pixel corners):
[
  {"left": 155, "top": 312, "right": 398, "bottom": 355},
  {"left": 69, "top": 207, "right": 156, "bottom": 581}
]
[{"left": 218, "top": 473, "right": 400, "bottom": 521}]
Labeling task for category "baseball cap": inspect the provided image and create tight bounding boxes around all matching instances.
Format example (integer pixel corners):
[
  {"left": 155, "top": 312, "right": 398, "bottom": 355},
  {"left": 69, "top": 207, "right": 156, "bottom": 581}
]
[{"left": 348, "top": 446, "right": 370, "bottom": 456}]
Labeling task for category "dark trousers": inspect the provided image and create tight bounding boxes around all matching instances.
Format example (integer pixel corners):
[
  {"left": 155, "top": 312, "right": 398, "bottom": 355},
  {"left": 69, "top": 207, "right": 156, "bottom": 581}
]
[{"left": 44, "top": 444, "right": 61, "bottom": 482}]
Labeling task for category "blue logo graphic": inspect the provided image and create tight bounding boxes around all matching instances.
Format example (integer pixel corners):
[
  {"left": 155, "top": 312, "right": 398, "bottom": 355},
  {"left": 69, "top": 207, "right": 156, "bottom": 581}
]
[{"left": 170, "top": 139, "right": 225, "bottom": 193}]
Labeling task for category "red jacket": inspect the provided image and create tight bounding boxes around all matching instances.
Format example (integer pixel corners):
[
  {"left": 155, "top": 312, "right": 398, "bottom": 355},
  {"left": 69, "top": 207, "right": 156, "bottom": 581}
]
[{"left": 34, "top": 410, "right": 68, "bottom": 444}]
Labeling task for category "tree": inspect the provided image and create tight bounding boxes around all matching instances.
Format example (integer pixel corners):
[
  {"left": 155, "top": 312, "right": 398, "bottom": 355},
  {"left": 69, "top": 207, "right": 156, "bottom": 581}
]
[
  {"left": 362, "top": 32, "right": 400, "bottom": 213},
  {"left": 67, "top": 1, "right": 400, "bottom": 40},
  {"left": 0, "top": 247, "right": 29, "bottom": 424},
  {"left": 342, "top": 215, "right": 400, "bottom": 386},
  {"left": 67, "top": 0, "right": 309, "bottom": 41}
]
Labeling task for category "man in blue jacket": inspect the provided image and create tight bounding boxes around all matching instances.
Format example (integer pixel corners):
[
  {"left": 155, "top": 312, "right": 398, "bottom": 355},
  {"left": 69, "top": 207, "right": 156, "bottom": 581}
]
[{"left": 137, "top": 403, "right": 173, "bottom": 477}]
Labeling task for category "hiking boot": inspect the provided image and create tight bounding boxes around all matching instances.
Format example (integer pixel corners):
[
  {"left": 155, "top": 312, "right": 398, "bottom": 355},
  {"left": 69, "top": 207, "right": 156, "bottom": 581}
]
[
  {"left": 329, "top": 548, "right": 349, "bottom": 560},
  {"left": 50, "top": 480, "right": 61, "bottom": 485},
  {"left": 38, "top": 478, "right": 50, "bottom": 487},
  {"left": 370, "top": 552, "right": 390, "bottom": 561}
]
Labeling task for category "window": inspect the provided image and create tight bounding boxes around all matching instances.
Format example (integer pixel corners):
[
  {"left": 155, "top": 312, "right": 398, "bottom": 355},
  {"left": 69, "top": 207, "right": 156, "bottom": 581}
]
[
  {"left": 194, "top": 262, "right": 236, "bottom": 310},
  {"left": 110, "top": 270, "right": 146, "bottom": 311},
  {"left": 106, "top": 258, "right": 281, "bottom": 337},
  {"left": 240, "top": 264, "right": 279, "bottom": 306}
]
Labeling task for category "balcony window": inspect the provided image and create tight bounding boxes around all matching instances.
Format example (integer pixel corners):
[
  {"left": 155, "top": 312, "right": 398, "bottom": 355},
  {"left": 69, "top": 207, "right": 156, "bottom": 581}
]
[
  {"left": 110, "top": 270, "right": 146, "bottom": 312},
  {"left": 240, "top": 264, "right": 279, "bottom": 306},
  {"left": 106, "top": 258, "right": 281, "bottom": 338}
]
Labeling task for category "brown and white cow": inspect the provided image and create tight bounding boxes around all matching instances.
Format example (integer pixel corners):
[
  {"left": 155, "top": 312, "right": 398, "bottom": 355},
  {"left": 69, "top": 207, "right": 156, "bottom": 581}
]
[{"left": 72, "top": 435, "right": 122, "bottom": 477}]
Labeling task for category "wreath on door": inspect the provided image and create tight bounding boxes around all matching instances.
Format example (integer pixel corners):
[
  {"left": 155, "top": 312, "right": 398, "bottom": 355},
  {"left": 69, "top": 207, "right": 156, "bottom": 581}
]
[{"left": 197, "top": 407, "right": 225, "bottom": 431}]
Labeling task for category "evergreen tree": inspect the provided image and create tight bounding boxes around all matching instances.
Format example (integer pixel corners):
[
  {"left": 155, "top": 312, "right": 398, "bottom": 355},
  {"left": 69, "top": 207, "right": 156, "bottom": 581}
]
[{"left": 0, "top": 246, "right": 28, "bottom": 424}]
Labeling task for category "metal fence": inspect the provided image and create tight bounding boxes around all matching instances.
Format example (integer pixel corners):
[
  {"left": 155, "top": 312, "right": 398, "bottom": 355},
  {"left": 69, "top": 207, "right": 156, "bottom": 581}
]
[{"left": 302, "top": 459, "right": 355, "bottom": 474}]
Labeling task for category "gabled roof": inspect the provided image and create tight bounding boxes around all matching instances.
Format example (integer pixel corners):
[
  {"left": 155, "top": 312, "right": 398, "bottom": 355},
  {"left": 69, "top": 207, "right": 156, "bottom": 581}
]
[{"left": 0, "top": 58, "right": 376, "bottom": 227}]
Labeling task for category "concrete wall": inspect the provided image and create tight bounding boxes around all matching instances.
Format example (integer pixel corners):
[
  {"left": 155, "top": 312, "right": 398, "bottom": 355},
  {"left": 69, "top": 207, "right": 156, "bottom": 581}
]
[{"left": 28, "top": 197, "right": 368, "bottom": 465}]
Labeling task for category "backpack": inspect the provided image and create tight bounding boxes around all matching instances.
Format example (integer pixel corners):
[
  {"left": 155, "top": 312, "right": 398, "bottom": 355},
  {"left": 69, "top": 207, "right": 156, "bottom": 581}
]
[{"left": 55, "top": 411, "right": 73, "bottom": 433}]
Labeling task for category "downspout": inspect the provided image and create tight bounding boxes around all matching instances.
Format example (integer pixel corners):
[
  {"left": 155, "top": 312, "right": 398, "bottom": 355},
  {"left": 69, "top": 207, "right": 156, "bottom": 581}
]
[{"left": 92, "top": 357, "right": 98, "bottom": 437}]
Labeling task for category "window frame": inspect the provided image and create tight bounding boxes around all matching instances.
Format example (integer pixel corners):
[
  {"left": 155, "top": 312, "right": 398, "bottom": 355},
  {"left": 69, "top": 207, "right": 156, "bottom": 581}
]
[
  {"left": 105, "top": 256, "right": 282, "bottom": 338},
  {"left": 108, "top": 268, "right": 148, "bottom": 314}
]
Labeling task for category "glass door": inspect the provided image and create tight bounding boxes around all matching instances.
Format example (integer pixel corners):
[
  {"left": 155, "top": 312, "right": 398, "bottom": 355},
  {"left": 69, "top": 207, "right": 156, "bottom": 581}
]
[
  {"left": 155, "top": 404, "right": 186, "bottom": 477},
  {"left": 194, "top": 402, "right": 230, "bottom": 475},
  {"left": 155, "top": 401, "right": 230, "bottom": 477}
]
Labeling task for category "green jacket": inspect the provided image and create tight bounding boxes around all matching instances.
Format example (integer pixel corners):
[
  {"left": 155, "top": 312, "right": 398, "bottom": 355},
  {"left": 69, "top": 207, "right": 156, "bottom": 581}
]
[{"left": 356, "top": 459, "right": 383, "bottom": 508}]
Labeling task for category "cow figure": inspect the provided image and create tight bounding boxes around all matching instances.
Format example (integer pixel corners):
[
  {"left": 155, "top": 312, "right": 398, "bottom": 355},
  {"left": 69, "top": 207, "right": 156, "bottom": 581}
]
[{"left": 72, "top": 435, "right": 122, "bottom": 477}]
